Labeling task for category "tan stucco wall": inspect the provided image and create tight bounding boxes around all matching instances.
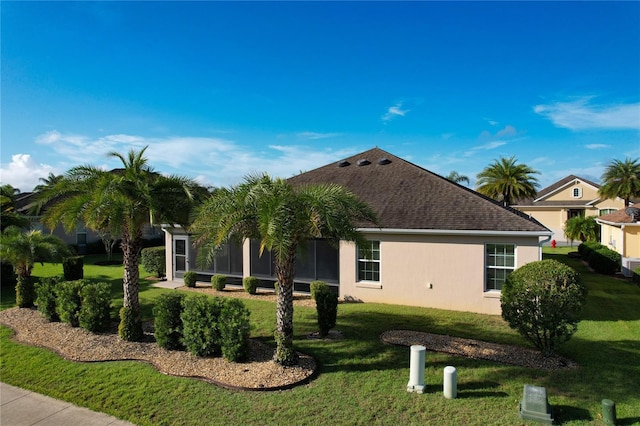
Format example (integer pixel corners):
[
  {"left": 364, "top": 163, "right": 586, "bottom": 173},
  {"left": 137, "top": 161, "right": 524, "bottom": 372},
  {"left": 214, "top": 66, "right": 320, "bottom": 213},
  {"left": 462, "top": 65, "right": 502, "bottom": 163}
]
[
  {"left": 338, "top": 233, "right": 542, "bottom": 316},
  {"left": 625, "top": 228, "right": 640, "bottom": 258},
  {"left": 546, "top": 181, "right": 599, "bottom": 202},
  {"left": 517, "top": 208, "right": 565, "bottom": 242},
  {"left": 601, "top": 223, "right": 640, "bottom": 258}
]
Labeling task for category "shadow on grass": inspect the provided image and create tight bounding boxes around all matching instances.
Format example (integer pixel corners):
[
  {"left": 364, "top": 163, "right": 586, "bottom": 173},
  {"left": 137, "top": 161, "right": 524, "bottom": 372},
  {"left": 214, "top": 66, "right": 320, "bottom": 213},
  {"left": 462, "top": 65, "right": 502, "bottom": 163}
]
[{"left": 552, "top": 405, "right": 592, "bottom": 424}]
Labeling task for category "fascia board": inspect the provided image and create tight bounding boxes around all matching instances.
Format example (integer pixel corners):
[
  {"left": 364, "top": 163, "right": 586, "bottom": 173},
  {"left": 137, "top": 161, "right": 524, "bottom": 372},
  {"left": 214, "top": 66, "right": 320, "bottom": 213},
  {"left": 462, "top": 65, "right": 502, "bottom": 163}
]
[{"left": 358, "top": 228, "right": 553, "bottom": 237}]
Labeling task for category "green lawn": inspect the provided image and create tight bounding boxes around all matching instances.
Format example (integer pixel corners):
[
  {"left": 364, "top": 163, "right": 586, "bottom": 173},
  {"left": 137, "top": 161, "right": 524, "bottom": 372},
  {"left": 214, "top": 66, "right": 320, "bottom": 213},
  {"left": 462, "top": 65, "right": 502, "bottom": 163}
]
[{"left": 1, "top": 249, "right": 639, "bottom": 425}]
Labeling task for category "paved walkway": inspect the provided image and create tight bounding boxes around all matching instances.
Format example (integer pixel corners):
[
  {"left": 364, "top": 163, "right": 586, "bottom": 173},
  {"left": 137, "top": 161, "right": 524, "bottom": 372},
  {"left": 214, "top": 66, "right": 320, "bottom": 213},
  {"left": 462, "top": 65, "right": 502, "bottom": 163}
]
[{"left": 1, "top": 382, "right": 134, "bottom": 426}]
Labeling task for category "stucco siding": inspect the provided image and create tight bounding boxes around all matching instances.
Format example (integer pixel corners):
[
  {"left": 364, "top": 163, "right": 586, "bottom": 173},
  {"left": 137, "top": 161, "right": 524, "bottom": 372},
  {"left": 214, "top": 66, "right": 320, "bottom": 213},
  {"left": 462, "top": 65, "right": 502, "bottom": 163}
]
[
  {"left": 546, "top": 181, "right": 599, "bottom": 202},
  {"left": 338, "top": 233, "right": 541, "bottom": 315},
  {"left": 624, "top": 227, "right": 640, "bottom": 258}
]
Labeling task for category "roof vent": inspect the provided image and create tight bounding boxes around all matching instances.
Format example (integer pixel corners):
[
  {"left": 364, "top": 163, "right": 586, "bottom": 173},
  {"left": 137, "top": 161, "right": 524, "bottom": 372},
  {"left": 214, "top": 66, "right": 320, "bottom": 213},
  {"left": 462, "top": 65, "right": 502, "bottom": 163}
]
[
  {"left": 377, "top": 158, "right": 391, "bottom": 165},
  {"left": 357, "top": 159, "right": 371, "bottom": 166},
  {"left": 337, "top": 160, "right": 350, "bottom": 168}
]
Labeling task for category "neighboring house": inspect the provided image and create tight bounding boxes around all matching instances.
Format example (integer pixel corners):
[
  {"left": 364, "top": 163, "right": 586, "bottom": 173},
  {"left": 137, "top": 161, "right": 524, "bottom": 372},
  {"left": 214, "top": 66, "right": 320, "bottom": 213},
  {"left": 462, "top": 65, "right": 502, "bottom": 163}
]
[
  {"left": 13, "top": 192, "right": 162, "bottom": 252},
  {"left": 164, "top": 148, "right": 551, "bottom": 315},
  {"left": 512, "top": 175, "right": 627, "bottom": 245},
  {"left": 596, "top": 203, "right": 640, "bottom": 277}
]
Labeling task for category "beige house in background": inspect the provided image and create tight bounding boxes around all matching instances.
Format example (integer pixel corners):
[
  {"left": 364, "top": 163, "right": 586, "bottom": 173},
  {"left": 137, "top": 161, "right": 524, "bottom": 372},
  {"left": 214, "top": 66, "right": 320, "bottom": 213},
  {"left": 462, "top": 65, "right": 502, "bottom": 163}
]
[
  {"left": 512, "top": 175, "right": 627, "bottom": 245},
  {"left": 164, "top": 148, "right": 551, "bottom": 315},
  {"left": 596, "top": 204, "right": 640, "bottom": 277}
]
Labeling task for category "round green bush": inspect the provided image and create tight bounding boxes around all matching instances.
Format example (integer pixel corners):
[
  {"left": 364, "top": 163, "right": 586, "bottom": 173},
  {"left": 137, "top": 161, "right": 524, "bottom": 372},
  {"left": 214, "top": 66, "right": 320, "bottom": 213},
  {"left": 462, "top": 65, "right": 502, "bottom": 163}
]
[
  {"left": 501, "top": 259, "right": 587, "bottom": 356},
  {"left": 243, "top": 276, "right": 259, "bottom": 295},
  {"left": 181, "top": 294, "right": 223, "bottom": 357},
  {"left": 56, "top": 279, "right": 86, "bottom": 327},
  {"left": 219, "top": 298, "right": 251, "bottom": 362},
  {"left": 153, "top": 292, "right": 186, "bottom": 350},
  {"left": 141, "top": 246, "right": 166, "bottom": 278},
  {"left": 211, "top": 274, "right": 226, "bottom": 291},
  {"left": 183, "top": 271, "right": 197, "bottom": 288}
]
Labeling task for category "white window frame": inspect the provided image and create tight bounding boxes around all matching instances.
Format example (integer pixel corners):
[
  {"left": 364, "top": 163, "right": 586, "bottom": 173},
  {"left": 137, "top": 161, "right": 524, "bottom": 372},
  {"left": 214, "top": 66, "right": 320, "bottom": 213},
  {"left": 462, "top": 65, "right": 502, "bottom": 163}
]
[
  {"left": 599, "top": 208, "right": 616, "bottom": 216},
  {"left": 357, "top": 240, "right": 380, "bottom": 283},
  {"left": 572, "top": 187, "right": 582, "bottom": 198},
  {"left": 485, "top": 243, "right": 516, "bottom": 292}
]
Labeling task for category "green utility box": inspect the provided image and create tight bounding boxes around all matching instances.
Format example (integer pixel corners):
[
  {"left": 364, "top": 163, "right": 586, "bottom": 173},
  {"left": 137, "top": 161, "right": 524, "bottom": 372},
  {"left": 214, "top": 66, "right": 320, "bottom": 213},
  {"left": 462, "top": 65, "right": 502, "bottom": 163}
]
[{"left": 519, "top": 384, "right": 554, "bottom": 424}]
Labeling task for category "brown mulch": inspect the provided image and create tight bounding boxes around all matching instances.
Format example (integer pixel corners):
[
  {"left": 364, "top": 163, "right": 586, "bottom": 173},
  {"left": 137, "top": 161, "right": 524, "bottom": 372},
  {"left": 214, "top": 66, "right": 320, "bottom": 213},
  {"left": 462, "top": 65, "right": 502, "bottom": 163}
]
[
  {"left": 381, "top": 330, "right": 578, "bottom": 370},
  {"left": 0, "top": 307, "right": 316, "bottom": 391},
  {"left": 178, "top": 284, "right": 317, "bottom": 308}
]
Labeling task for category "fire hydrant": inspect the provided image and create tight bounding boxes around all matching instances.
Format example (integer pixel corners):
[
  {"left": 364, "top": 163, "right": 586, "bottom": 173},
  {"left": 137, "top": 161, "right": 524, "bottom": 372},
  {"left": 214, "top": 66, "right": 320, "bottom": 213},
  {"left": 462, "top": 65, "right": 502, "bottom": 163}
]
[{"left": 551, "top": 239, "right": 557, "bottom": 249}]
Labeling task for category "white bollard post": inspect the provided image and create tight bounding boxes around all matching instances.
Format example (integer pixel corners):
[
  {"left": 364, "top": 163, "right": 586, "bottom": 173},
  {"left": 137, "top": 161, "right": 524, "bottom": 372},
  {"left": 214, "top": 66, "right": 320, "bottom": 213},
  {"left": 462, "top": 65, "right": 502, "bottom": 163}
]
[
  {"left": 407, "top": 345, "right": 426, "bottom": 393},
  {"left": 443, "top": 366, "right": 457, "bottom": 399}
]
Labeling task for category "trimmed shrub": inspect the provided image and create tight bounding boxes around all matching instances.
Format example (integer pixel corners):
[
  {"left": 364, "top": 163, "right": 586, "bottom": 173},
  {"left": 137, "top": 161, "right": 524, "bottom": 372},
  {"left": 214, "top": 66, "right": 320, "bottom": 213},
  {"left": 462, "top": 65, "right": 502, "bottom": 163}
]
[
  {"left": 501, "top": 259, "right": 587, "bottom": 356},
  {"left": 578, "top": 241, "right": 604, "bottom": 259},
  {"left": 183, "top": 271, "right": 197, "bottom": 288},
  {"left": 153, "top": 292, "right": 186, "bottom": 350},
  {"left": 118, "top": 306, "right": 144, "bottom": 341},
  {"left": 56, "top": 279, "right": 86, "bottom": 327},
  {"left": 211, "top": 274, "right": 226, "bottom": 291},
  {"left": 310, "top": 280, "right": 329, "bottom": 301},
  {"left": 243, "top": 276, "right": 259, "bottom": 295},
  {"left": 79, "top": 282, "right": 111, "bottom": 332},
  {"left": 16, "top": 276, "right": 35, "bottom": 308},
  {"left": 141, "top": 246, "right": 166, "bottom": 278},
  {"left": 181, "top": 294, "right": 223, "bottom": 357},
  {"left": 588, "top": 247, "right": 621, "bottom": 275},
  {"left": 62, "top": 256, "right": 84, "bottom": 280},
  {"left": 315, "top": 288, "right": 338, "bottom": 337},
  {"left": 219, "top": 298, "right": 251, "bottom": 362},
  {"left": 35, "top": 276, "right": 62, "bottom": 321}
]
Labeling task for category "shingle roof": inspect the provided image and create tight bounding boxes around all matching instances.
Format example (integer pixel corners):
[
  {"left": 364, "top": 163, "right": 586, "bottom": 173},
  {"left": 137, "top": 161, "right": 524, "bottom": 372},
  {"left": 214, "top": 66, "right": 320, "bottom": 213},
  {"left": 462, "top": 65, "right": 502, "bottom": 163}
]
[
  {"left": 514, "top": 175, "right": 601, "bottom": 207},
  {"left": 288, "top": 148, "right": 549, "bottom": 233},
  {"left": 597, "top": 203, "right": 640, "bottom": 224}
]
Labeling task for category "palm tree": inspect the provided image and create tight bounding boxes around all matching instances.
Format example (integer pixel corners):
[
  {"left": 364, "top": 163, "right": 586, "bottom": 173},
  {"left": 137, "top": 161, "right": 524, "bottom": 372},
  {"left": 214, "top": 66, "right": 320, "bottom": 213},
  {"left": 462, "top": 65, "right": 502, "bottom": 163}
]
[
  {"left": 1, "top": 184, "right": 29, "bottom": 231},
  {"left": 190, "top": 174, "right": 377, "bottom": 365},
  {"left": 39, "top": 147, "right": 200, "bottom": 340},
  {"left": 564, "top": 216, "right": 599, "bottom": 245},
  {"left": 476, "top": 156, "right": 539, "bottom": 207},
  {"left": 33, "top": 172, "right": 64, "bottom": 192},
  {"left": 0, "top": 226, "right": 71, "bottom": 307},
  {"left": 599, "top": 158, "right": 640, "bottom": 207},
  {"left": 445, "top": 171, "right": 470, "bottom": 185}
]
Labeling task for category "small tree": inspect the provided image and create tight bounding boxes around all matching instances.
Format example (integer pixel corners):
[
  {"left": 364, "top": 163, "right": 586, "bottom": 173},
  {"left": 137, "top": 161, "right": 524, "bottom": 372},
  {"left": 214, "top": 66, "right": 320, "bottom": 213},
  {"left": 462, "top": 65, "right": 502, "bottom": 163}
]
[
  {"left": 141, "top": 246, "right": 166, "bottom": 279},
  {"left": 564, "top": 216, "right": 599, "bottom": 245},
  {"left": 501, "top": 259, "right": 587, "bottom": 356}
]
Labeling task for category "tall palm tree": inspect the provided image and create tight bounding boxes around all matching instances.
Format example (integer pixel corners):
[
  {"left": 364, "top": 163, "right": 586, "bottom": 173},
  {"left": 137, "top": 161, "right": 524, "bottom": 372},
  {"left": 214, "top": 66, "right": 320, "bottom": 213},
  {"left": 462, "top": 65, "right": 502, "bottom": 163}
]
[
  {"left": 0, "top": 226, "right": 71, "bottom": 307},
  {"left": 599, "top": 158, "right": 640, "bottom": 207},
  {"left": 445, "top": 171, "right": 470, "bottom": 185},
  {"left": 33, "top": 172, "right": 64, "bottom": 192},
  {"left": 190, "top": 174, "right": 377, "bottom": 365},
  {"left": 564, "top": 216, "right": 599, "bottom": 245},
  {"left": 476, "top": 156, "right": 539, "bottom": 207},
  {"left": 1, "top": 184, "right": 29, "bottom": 231},
  {"left": 40, "top": 147, "right": 200, "bottom": 340}
]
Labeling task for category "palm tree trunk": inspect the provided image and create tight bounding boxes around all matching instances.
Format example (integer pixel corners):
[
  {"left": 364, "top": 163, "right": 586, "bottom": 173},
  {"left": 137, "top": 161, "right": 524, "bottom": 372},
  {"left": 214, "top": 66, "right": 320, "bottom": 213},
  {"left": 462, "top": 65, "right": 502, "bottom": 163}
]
[
  {"left": 119, "top": 227, "right": 144, "bottom": 341},
  {"left": 274, "top": 250, "right": 298, "bottom": 366}
]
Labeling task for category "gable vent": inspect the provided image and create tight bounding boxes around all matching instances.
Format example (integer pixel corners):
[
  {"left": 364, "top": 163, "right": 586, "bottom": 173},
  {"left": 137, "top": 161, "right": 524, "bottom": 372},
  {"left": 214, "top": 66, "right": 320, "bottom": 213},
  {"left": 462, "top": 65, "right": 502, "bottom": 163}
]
[
  {"left": 357, "top": 159, "right": 371, "bottom": 166},
  {"left": 337, "top": 160, "right": 350, "bottom": 168},
  {"left": 377, "top": 158, "right": 391, "bottom": 165}
]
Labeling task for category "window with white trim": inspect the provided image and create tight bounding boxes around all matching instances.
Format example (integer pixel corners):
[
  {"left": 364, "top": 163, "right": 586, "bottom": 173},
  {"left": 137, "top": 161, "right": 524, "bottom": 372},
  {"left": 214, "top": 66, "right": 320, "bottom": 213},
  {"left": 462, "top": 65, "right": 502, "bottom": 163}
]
[
  {"left": 357, "top": 240, "right": 380, "bottom": 282},
  {"left": 572, "top": 187, "right": 582, "bottom": 198},
  {"left": 485, "top": 243, "right": 515, "bottom": 291},
  {"left": 599, "top": 208, "right": 616, "bottom": 216}
]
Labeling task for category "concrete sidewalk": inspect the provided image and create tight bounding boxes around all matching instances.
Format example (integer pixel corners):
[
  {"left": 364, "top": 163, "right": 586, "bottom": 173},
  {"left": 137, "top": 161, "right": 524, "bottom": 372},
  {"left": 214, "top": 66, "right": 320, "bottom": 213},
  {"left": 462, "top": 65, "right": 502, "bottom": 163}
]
[{"left": 1, "top": 382, "right": 134, "bottom": 426}]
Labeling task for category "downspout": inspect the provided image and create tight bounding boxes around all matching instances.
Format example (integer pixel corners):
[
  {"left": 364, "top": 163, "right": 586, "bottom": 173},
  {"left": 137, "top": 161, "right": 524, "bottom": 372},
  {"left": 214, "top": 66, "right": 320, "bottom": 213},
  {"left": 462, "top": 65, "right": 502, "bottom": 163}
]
[
  {"left": 621, "top": 224, "right": 626, "bottom": 258},
  {"left": 538, "top": 235, "right": 552, "bottom": 259}
]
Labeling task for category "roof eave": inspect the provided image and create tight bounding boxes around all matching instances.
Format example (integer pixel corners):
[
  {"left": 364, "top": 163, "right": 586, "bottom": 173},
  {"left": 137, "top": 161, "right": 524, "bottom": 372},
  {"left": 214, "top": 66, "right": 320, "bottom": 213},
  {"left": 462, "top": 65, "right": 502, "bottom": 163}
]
[{"left": 358, "top": 228, "right": 553, "bottom": 237}]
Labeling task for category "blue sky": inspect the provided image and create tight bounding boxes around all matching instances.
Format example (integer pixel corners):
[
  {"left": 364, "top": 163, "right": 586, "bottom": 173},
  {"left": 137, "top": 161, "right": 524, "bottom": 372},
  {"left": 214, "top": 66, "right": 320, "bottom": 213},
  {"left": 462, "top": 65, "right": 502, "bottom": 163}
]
[{"left": 2, "top": 1, "right": 639, "bottom": 193}]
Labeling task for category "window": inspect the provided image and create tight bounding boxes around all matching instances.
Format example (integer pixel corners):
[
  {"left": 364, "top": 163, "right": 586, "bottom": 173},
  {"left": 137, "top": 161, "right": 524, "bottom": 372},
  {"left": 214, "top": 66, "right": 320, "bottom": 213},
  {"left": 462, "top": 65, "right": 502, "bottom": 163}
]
[
  {"left": 485, "top": 243, "right": 515, "bottom": 291},
  {"left": 76, "top": 224, "right": 87, "bottom": 246},
  {"left": 572, "top": 187, "right": 582, "bottom": 198},
  {"left": 358, "top": 241, "right": 380, "bottom": 282},
  {"left": 599, "top": 209, "right": 616, "bottom": 216}
]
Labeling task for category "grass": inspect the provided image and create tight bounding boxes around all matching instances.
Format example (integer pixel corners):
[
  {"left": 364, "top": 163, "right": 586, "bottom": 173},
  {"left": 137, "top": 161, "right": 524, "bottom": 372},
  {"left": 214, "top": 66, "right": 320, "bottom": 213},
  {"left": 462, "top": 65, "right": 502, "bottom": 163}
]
[{"left": 1, "top": 249, "right": 639, "bottom": 425}]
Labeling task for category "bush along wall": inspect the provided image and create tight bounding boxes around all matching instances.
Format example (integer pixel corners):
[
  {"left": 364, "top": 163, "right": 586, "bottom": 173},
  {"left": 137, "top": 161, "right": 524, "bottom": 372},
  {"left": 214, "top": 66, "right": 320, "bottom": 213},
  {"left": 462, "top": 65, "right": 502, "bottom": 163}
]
[
  {"left": 56, "top": 280, "right": 87, "bottom": 327},
  {"left": 79, "top": 282, "right": 111, "bottom": 332},
  {"left": 181, "top": 294, "right": 224, "bottom": 357},
  {"left": 183, "top": 271, "right": 197, "bottom": 288},
  {"left": 211, "top": 274, "right": 226, "bottom": 291},
  {"left": 141, "top": 246, "right": 166, "bottom": 279},
  {"left": 588, "top": 247, "right": 622, "bottom": 275},
  {"left": 243, "top": 276, "right": 259, "bottom": 295}
]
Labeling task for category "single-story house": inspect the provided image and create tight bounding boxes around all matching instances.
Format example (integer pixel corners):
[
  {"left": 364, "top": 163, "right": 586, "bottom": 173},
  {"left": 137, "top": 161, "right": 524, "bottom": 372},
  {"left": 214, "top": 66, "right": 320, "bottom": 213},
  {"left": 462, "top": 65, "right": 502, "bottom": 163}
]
[
  {"left": 163, "top": 148, "right": 552, "bottom": 315},
  {"left": 512, "top": 175, "right": 627, "bottom": 245},
  {"left": 596, "top": 203, "right": 640, "bottom": 277}
]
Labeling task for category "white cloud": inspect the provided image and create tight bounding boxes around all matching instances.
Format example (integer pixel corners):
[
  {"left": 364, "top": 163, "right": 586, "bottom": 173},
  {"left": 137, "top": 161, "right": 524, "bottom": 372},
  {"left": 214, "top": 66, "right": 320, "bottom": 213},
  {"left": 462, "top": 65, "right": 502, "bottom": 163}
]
[
  {"left": 297, "top": 132, "right": 341, "bottom": 140},
  {"left": 534, "top": 97, "right": 640, "bottom": 130},
  {"left": 382, "top": 102, "right": 410, "bottom": 122},
  {"left": 0, "top": 154, "right": 58, "bottom": 192},
  {"left": 585, "top": 144, "right": 611, "bottom": 150},
  {"left": 464, "top": 140, "right": 508, "bottom": 157}
]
